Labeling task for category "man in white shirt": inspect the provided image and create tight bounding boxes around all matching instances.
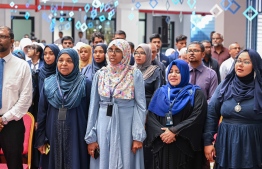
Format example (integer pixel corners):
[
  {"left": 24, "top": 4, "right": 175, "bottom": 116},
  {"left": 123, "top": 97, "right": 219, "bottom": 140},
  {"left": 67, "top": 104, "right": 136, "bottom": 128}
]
[
  {"left": 54, "top": 31, "right": 63, "bottom": 45},
  {"left": 219, "top": 42, "right": 241, "bottom": 81},
  {"left": 0, "top": 26, "right": 32, "bottom": 169},
  {"left": 75, "top": 31, "right": 88, "bottom": 44}
]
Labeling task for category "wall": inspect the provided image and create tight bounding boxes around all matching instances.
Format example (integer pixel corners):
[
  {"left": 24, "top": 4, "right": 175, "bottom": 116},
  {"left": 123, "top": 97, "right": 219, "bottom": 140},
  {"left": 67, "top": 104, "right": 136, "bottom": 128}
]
[{"left": 0, "top": 0, "right": 248, "bottom": 49}]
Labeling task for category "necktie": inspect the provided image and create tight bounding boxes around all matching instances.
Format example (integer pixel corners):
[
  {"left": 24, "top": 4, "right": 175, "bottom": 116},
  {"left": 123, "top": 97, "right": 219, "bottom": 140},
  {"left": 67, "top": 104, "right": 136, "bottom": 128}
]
[
  {"left": 80, "top": 39, "right": 81, "bottom": 42},
  {"left": 33, "top": 63, "right": 38, "bottom": 72},
  {"left": 191, "top": 68, "right": 197, "bottom": 85},
  {"left": 0, "top": 59, "right": 4, "bottom": 109}
]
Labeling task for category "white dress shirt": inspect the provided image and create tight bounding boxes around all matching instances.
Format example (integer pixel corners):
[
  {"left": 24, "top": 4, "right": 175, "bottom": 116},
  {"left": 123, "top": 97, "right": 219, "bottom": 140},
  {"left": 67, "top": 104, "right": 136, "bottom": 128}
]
[
  {"left": 219, "top": 57, "right": 235, "bottom": 81},
  {"left": 54, "top": 38, "right": 62, "bottom": 45},
  {"left": 76, "top": 38, "right": 88, "bottom": 44},
  {"left": 0, "top": 53, "right": 32, "bottom": 122}
]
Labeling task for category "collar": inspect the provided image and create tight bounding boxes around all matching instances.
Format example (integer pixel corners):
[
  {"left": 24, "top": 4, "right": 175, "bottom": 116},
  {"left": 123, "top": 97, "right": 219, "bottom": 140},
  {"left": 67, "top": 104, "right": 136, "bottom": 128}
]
[
  {"left": 212, "top": 46, "right": 225, "bottom": 53},
  {"left": 189, "top": 63, "right": 204, "bottom": 73},
  {"left": 2, "top": 53, "right": 12, "bottom": 63}
]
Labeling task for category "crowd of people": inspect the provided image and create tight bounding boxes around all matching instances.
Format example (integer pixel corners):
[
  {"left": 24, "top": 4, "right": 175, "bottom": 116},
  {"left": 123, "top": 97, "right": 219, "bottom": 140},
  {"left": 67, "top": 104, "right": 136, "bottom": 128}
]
[{"left": 0, "top": 25, "right": 262, "bottom": 169}]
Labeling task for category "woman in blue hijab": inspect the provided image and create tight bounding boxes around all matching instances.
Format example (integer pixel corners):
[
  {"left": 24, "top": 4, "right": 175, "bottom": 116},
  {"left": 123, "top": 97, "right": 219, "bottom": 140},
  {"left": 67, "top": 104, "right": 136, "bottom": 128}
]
[
  {"left": 146, "top": 59, "right": 207, "bottom": 169},
  {"left": 204, "top": 49, "right": 262, "bottom": 169},
  {"left": 82, "top": 43, "right": 107, "bottom": 80},
  {"left": 35, "top": 48, "right": 92, "bottom": 169}
]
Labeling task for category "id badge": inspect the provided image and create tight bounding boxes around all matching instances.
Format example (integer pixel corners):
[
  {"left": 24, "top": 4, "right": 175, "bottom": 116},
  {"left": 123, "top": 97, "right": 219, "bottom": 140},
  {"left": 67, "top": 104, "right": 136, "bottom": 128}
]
[
  {"left": 165, "top": 111, "right": 173, "bottom": 126},
  {"left": 58, "top": 107, "right": 67, "bottom": 120},
  {"left": 106, "top": 104, "right": 113, "bottom": 117}
]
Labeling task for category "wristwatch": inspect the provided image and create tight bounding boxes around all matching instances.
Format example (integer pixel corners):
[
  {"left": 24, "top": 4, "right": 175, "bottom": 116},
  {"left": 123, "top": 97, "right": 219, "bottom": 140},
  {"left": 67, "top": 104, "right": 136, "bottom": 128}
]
[{"left": 2, "top": 117, "right": 8, "bottom": 125}]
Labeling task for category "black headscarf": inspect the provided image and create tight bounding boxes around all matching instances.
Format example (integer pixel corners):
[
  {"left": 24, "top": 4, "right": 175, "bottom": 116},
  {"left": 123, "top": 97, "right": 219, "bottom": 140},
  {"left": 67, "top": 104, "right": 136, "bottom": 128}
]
[
  {"left": 218, "top": 49, "right": 262, "bottom": 113},
  {"left": 38, "top": 44, "right": 60, "bottom": 80}
]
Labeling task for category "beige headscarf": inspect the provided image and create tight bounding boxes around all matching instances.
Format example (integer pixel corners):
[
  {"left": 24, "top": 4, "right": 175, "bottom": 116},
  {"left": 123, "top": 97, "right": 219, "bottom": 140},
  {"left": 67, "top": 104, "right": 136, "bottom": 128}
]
[{"left": 79, "top": 44, "right": 92, "bottom": 70}]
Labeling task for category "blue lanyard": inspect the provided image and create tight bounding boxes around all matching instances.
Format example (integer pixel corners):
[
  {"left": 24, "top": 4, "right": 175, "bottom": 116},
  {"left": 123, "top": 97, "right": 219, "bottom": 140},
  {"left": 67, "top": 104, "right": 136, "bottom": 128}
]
[{"left": 56, "top": 78, "right": 67, "bottom": 108}]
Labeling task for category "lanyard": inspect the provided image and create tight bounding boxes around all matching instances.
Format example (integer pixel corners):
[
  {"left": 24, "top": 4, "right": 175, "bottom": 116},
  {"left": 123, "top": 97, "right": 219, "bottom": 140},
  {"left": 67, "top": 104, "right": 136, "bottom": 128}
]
[
  {"left": 168, "top": 87, "right": 184, "bottom": 112},
  {"left": 109, "top": 79, "right": 122, "bottom": 102},
  {"left": 56, "top": 78, "right": 67, "bottom": 108}
]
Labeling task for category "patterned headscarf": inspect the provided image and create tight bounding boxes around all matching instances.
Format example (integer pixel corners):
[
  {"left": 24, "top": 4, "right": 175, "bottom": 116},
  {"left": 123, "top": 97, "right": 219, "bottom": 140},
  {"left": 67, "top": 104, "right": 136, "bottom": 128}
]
[
  {"left": 135, "top": 43, "right": 158, "bottom": 80},
  {"left": 44, "top": 48, "right": 86, "bottom": 109},
  {"left": 98, "top": 39, "right": 135, "bottom": 99}
]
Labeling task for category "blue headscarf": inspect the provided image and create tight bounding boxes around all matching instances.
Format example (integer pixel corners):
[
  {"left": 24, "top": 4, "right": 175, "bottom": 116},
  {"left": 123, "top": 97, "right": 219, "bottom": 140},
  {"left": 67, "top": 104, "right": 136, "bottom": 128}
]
[
  {"left": 38, "top": 44, "right": 60, "bottom": 80},
  {"left": 148, "top": 59, "right": 200, "bottom": 117},
  {"left": 12, "top": 49, "right": 26, "bottom": 60},
  {"left": 44, "top": 48, "right": 86, "bottom": 109},
  {"left": 82, "top": 43, "right": 107, "bottom": 80},
  {"left": 218, "top": 49, "right": 262, "bottom": 113}
]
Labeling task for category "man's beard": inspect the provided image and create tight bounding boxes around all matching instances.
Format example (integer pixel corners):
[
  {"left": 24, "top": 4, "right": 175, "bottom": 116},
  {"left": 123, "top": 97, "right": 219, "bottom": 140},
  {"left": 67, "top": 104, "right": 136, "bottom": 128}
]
[
  {"left": 205, "top": 53, "right": 212, "bottom": 59},
  {"left": 0, "top": 46, "right": 8, "bottom": 53}
]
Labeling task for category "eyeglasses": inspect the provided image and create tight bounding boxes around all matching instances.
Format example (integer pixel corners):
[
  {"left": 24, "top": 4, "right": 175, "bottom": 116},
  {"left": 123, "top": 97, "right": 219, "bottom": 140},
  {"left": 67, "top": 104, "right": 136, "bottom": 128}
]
[
  {"left": 134, "top": 52, "right": 146, "bottom": 56},
  {"left": 187, "top": 49, "right": 201, "bottom": 53},
  {"left": 0, "top": 35, "right": 10, "bottom": 40},
  {"left": 107, "top": 49, "right": 122, "bottom": 54},
  {"left": 236, "top": 59, "right": 251, "bottom": 65},
  {"left": 212, "top": 38, "right": 221, "bottom": 40}
]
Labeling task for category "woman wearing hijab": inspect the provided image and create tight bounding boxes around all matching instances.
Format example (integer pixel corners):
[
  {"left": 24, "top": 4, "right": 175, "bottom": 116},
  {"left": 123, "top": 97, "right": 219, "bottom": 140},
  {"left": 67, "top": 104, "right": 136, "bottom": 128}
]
[
  {"left": 85, "top": 39, "right": 147, "bottom": 169},
  {"left": 82, "top": 43, "right": 107, "bottom": 80},
  {"left": 12, "top": 49, "right": 26, "bottom": 60},
  {"left": 134, "top": 43, "right": 161, "bottom": 107},
  {"left": 36, "top": 48, "right": 92, "bottom": 169},
  {"left": 79, "top": 44, "right": 92, "bottom": 71},
  {"left": 204, "top": 49, "right": 262, "bottom": 169},
  {"left": 38, "top": 44, "right": 60, "bottom": 93},
  {"left": 146, "top": 59, "right": 207, "bottom": 169}
]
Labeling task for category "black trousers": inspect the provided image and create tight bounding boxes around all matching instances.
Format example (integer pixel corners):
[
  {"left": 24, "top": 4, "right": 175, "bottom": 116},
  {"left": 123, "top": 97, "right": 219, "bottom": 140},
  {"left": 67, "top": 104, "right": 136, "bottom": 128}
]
[{"left": 0, "top": 119, "right": 25, "bottom": 169}]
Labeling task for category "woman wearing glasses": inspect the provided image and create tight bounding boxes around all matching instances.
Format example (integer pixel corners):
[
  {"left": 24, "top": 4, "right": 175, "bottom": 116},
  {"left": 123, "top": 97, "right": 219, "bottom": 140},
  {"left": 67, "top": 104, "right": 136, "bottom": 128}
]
[
  {"left": 134, "top": 43, "right": 161, "bottom": 107},
  {"left": 134, "top": 43, "right": 161, "bottom": 169},
  {"left": 82, "top": 43, "right": 107, "bottom": 80},
  {"left": 146, "top": 59, "right": 207, "bottom": 169},
  {"left": 85, "top": 39, "right": 147, "bottom": 169},
  {"left": 204, "top": 49, "right": 262, "bottom": 169}
]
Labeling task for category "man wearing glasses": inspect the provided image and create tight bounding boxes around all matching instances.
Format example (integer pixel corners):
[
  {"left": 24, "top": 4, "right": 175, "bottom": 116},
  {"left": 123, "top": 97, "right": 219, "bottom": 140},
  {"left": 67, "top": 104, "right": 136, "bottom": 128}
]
[
  {"left": 211, "top": 32, "right": 230, "bottom": 65},
  {"left": 188, "top": 41, "right": 218, "bottom": 102},
  {"left": 220, "top": 42, "right": 241, "bottom": 81},
  {"left": 0, "top": 26, "right": 32, "bottom": 169}
]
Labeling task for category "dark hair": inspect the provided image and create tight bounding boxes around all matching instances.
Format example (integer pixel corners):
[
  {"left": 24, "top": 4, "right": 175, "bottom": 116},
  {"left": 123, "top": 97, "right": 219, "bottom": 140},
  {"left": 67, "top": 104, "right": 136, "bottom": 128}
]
[
  {"left": 115, "top": 30, "right": 126, "bottom": 38},
  {"left": 188, "top": 41, "right": 205, "bottom": 52},
  {"left": 0, "top": 26, "right": 14, "bottom": 39},
  {"left": 78, "top": 31, "right": 83, "bottom": 34},
  {"left": 59, "top": 31, "right": 63, "bottom": 34},
  {"left": 61, "top": 36, "right": 74, "bottom": 43},
  {"left": 149, "top": 33, "right": 161, "bottom": 42},
  {"left": 201, "top": 40, "right": 211, "bottom": 44},
  {"left": 128, "top": 41, "right": 134, "bottom": 50},
  {"left": 32, "top": 44, "right": 44, "bottom": 60},
  {"left": 91, "top": 32, "right": 104, "bottom": 43},
  {"left": 175, "top": 35, "right": 187, "bottom": 43}
]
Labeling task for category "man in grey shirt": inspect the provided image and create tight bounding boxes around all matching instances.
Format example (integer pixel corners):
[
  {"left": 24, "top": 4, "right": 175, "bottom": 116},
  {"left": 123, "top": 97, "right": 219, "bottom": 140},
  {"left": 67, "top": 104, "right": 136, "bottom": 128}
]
[{"left": 187, "top": 41, "right": 218, "bottom": 102}]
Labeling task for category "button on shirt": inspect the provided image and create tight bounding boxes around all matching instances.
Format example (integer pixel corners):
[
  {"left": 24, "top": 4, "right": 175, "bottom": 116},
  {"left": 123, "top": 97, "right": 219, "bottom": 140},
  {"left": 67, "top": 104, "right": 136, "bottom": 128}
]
[
  {"left": 0, "top": 53, "right": 32, "bottom": 121},
  {"left": 189, "top": 63, "right": 218, "bottom": 102}
]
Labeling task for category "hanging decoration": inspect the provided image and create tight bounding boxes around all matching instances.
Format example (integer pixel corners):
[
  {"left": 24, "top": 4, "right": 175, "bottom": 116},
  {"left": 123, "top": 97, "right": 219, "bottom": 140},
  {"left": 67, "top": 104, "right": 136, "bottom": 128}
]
[{"left": 243, "top": 6, "right": 258, "bottom": 21}]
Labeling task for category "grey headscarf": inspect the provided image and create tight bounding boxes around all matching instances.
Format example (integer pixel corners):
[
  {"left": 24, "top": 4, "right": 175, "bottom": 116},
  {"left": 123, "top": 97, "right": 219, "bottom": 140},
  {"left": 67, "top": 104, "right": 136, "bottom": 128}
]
[{"left": 135, "top": 43, "right": 158, "bottom": 80}]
